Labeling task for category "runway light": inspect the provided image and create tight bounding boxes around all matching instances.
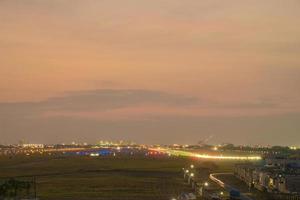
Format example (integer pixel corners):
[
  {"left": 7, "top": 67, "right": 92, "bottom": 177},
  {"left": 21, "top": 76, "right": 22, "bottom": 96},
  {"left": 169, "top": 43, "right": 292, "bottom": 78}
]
[
  {"left": 90, "top": 153, "right": 99, "bottom": 157},
  {"left": 149, "top": 148, "right": 262, "bottom": 160}
]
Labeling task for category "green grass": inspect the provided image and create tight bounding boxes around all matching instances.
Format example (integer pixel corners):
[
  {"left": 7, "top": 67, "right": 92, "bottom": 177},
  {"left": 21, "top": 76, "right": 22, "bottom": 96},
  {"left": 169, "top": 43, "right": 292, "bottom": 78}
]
[
  {"left": 0, "top": 155, "right": 191, "bottom": 199},
  {"left": 0, "top": 154, "right": 248, "bottom": 199}
]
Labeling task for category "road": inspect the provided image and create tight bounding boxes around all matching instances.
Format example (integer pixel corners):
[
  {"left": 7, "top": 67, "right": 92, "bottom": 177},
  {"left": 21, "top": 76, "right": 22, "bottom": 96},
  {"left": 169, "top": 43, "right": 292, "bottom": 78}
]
[{"left": 209, "top": 173, "right": 254, "bottom": 200}]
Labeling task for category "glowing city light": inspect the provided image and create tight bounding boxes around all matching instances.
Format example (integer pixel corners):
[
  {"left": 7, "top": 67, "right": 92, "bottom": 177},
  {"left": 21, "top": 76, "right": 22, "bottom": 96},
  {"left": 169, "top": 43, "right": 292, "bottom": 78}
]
[
  {"left": 149, "top": 148, "right": 262, "bottom": 160},
  {"left": 90, "top": 153, "right": 99, "bottom": 157},
  {"left": 213, "top": 146, "right": 218, "bottom": 151}
]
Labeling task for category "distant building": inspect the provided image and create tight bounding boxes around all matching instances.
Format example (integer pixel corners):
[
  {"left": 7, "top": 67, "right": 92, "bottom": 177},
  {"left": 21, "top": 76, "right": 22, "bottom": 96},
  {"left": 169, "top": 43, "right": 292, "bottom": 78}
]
[
  {"left": 277, "top": 175, "right": 300, "bottom": 193},
  {"left": 22, "top": 144, "right": 44, "bottom": 148},
  {"left": 234, "top": 164, "right": 257, "bottom": 188},
  {"left": 235, "top": 158, "right": 300, "bottom": 195}
]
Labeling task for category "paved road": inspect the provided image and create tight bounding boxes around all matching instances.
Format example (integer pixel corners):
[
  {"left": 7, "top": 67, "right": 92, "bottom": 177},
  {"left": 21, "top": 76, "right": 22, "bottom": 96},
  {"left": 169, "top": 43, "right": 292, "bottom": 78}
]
[{"left": 209, "top": 173, "right": 254, "bottom": 200}]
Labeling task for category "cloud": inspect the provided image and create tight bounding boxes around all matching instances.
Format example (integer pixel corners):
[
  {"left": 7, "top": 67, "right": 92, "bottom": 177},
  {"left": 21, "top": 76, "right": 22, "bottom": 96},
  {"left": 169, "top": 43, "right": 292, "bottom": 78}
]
[
  {"left": 0, "top": 89, "right": 198, "bottom": 118},
  {"left": 213, "top": 99, "right": 278, "bottom": 109},
  {"left": 1, "top": 89, "right": 300, "bottom": 145},
  {"left": 1, "top": 89, "right": 298, "bottom": 121}
]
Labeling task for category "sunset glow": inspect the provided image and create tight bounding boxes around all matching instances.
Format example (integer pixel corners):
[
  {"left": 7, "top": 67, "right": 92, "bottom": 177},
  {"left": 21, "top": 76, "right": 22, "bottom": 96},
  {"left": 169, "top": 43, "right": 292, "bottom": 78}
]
[{"left": 1, "top": 0, "right": 300, "bottom": 145}]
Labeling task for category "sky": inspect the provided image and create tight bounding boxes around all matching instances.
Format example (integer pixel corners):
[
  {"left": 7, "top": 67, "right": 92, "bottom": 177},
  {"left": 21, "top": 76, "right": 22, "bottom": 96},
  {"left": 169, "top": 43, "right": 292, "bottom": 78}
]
[{"left": 0, "top": 0, "right": 300, "bottom": 145}]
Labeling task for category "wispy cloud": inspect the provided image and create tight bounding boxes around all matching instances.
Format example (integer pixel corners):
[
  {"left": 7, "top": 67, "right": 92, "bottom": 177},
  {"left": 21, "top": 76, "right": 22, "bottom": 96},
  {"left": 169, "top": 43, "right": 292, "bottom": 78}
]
[
  {"left": 1, "top": 89, "right": 298, "bottom": 122},
  {"left": 1, "top": 89, "right": 300, "bottom": 145},
  {"left": 0, "top": 89, "right": 198, "bottom": 118}
]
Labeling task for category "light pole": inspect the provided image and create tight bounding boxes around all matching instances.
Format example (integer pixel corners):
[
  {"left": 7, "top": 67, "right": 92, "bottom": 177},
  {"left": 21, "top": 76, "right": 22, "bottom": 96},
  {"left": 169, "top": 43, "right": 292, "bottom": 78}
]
[
  {"left": 220, "top": 191, "right": 224, "bottom": 200},
  {"left": 188, "top": 173, "right": 194, "bottom": 184},
  {"left": 184, "top": 169, "right": 189, "bottom": 179},
  {"left": 204, "top": 182, "right": 209, "bottom": 187},
  {"left": 198, "top": 182, "right": 209, "bottom": 198}
]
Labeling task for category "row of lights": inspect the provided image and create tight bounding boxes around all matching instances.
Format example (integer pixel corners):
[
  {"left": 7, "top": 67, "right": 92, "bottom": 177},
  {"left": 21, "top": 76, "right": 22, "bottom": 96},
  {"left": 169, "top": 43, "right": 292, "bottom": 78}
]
[
  {"left": 174, "top": 164, "right": 226, "bottom": 200},
  {"left": 172, "top": 165, "right": 211, "bottom": 200},
  {"left": 183, "top": 164, "right": 209, "bottom": 186}
]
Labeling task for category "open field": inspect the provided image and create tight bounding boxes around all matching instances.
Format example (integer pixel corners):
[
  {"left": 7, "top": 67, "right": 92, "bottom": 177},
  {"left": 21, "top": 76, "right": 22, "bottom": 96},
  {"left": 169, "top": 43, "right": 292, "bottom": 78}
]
[
  {"left": 0, "top": 155, "right": 192, "bottom": 200},
  {"left": 0, "top": 153, "right": 256, "bottom": 200}
]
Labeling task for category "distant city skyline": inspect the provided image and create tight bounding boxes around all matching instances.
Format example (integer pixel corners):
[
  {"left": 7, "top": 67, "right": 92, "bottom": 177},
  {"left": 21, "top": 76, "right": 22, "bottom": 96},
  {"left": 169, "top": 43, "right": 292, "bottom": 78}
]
[{"left": 1, "top": 0, "right": 300, "bottom": 145}]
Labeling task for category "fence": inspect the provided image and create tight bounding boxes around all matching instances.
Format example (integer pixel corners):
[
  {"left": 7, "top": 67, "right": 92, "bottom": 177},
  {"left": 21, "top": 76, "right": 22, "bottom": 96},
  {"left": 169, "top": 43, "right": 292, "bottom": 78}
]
[
  {"left": 0, "top": 177, "right": 37, "bottom": 199},
  {"left": 270, "top": 194, "right": 300, "bottom": 200}
]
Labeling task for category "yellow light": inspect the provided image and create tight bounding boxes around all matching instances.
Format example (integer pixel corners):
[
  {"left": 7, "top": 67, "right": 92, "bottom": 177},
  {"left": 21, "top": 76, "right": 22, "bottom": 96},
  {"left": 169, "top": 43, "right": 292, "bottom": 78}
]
[
  {"left": 204, "top": 182, "right": 209, "bottom": 187},
  {"left": 290, "top": 146, "right": 297, "bottom": 150},
  {"left": 190, "top": 164, "right": 194, "bottom": 169},
  {"left": 149, "top": 148, "right": 262, "bottom": 160},
  {"left": 190, "top": 173, "right": 194, "bottom": 177}
]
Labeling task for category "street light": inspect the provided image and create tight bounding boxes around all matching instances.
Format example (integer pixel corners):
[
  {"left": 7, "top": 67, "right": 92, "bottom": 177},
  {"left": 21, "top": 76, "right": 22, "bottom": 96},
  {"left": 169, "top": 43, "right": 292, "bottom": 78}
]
[
  {"left": 185, "top": 169, "right": 189, "bottom": 173},
  {"left": 190, "top": 164, "right": 194, "bottom": 169},
  {"left": 190, "top": 173, "right": 194, "bottom": 177}
]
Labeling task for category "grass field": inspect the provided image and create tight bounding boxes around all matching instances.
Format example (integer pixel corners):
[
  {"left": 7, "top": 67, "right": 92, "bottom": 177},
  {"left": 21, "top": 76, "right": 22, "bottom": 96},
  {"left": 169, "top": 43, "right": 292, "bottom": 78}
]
[
  {"left": 0, "top": 155, "right": 192, "bottom": 200},
  {"left": 0, "top": 153, "right": 249, "bottom": 200}
]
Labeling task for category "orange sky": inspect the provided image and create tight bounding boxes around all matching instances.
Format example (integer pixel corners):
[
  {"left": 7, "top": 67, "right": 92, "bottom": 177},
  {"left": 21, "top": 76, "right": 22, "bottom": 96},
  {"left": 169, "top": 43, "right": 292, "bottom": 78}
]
[{"left": 0, "top": 0, "right": 300, "bottom": 145}]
